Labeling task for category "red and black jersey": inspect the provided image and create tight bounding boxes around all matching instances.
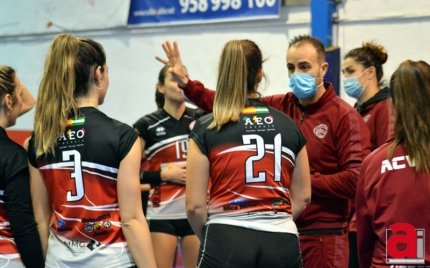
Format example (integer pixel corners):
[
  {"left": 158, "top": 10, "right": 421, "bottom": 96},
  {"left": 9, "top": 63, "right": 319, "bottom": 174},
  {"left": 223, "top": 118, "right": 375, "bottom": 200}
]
[
  {"left": 134, "top": 107, "right": 204, "bottom": 219},
  {"left": 356, "top": 139, "right": 430, "bottom": 267},
  {"left": 190, "top": 99, "right": 306, "bottom": 232},
  {"left": 0, "top": 127, "right": 44, "bottom": 268},
  {"left": 182, "top": 80, "right": 371, "bottom": 231},
  {"left": 28, "top": 107, "right": 138, "bottom": 268}
]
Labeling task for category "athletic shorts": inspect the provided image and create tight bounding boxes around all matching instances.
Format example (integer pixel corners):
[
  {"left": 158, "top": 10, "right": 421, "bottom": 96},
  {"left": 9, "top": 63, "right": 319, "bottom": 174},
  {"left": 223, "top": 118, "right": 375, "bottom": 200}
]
[
  {"left": 197, "top": 224, "right": 303, "bottom": 268},
  {"left": 147, "top": 219, "right": 195, "bottom": 237}
]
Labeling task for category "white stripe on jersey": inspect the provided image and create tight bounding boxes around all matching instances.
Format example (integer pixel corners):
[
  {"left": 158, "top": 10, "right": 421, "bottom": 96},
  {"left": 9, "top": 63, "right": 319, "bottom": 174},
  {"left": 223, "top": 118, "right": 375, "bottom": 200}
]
[
  {"left": 217, "top": 144, "right": 295, "bottom": 167},
  {"left": 146, "top": 143, "right": 175, "bottom": 161},
  {"left": 0, "top": 253, "right": 20, "bottom": 259},
  {"left": 62, "top": 203, "right": 119, "bottom": 211},
  {"left": 38, "top": 166, "right": 117, "bottom": 181},
  {"left": 217, "top": 144, "right": 256, "bottom": 154},
  {"left": 226, "top": 188, "right": 263, "bottom": 200},
  {"left": 0, "top": 235, "right": 15, "bottom": 243},
  {"left": 268, "top": 144, "right": 296, "bottom": 161},
  {"left": 40, "top": 161, "right": 118, "bottom": 174},
  {"left": 0, "top": 222, "right": 10, "bottom": 226},
  {"left": 246, "top": 185, "right": 290, "bottom": 194},
  {"left": 82, "top": 168, "right": 117, "bottom": 181},
  {"left": 40, "top": 161, "right": 74, "bottom": 169},
  {"left": 82, "top": 162, "right": 118, "bottom": 173},
  {"left": 217, "top": 144, "right": 296, "bottom": 161},
  {"left": 265, "top": 151, "right": 294, "bottom": 166},
  {"left": 54, "top": 210, "right": 82, "bottom": 222},
  {"left": 147, "top": 116, "right": 170, "bottom": 130},
  {"left": 145, "top": 134, "right": 189, "bottom": 157}
]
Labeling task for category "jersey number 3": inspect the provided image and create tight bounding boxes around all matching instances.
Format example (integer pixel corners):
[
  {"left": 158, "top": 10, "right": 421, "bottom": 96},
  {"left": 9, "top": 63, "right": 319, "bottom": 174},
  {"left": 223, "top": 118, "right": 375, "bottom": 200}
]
[
  {"left": 63, "top": 150, "right": 84, "bottom": 202},
  {"left": 243, "top": 134, "right": 282, "bottom": 183}
]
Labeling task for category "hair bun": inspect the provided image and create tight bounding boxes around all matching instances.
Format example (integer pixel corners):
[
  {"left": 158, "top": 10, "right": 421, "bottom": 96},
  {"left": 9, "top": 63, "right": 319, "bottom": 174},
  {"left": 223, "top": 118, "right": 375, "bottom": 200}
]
[{"left": 363, "top": 41, "right": 388, "bottom": 64}]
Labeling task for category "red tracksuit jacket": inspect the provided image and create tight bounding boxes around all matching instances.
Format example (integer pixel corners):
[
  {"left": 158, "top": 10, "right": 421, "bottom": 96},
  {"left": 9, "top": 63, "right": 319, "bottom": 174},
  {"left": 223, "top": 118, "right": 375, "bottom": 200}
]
[
  {"left": 182, "top": 80, "right": 371, "bottom": 231},
  {"left": 356, "top": 139, "right": 430, "bottom": 267}
]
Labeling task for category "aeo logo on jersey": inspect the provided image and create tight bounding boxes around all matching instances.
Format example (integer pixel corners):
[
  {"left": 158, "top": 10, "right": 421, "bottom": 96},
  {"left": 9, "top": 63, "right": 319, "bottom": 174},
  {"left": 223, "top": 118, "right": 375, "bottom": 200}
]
[
  {"left": 386, "top": 223, "right": 425, "bottom": 264},
  {"left": 243, "top": 115, "right": 273, "bottom": 125},
  {"left": 58, "top": 128, "right": 85, "bottom": 141}
]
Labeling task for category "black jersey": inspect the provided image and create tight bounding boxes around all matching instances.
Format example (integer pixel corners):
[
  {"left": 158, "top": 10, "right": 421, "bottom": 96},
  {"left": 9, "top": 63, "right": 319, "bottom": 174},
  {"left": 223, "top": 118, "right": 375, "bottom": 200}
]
[
  {"left": 134, "top": 107, "right": 204, "bottom": 219},
  {"left": 0, "top": 127, "right": 44, "bottom": 267},
  {"left": 28, "top": 107, "right": 138, "bottom": 268},
  {"left": 190, "top": 99, "right": 306, "bottom": 233}
]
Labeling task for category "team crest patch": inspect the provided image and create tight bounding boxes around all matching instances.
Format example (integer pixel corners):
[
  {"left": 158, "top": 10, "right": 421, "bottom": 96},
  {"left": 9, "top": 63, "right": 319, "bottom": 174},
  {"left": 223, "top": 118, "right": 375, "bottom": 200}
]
[
  {"left": 313, "top": 124, "right": 328, "bottom": 138},
  {"left": 363, "top": 114, "right": 371, "bottom": 122}
]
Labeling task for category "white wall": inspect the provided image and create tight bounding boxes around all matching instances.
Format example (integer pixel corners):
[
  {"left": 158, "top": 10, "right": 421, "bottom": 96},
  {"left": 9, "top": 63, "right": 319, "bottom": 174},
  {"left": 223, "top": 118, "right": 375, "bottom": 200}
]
[
  {"left": 2, "top": 0, "right": 430, "bottom": 130},
  {"left": 337, "top": 0, "right": 430, "bottom": 103}
]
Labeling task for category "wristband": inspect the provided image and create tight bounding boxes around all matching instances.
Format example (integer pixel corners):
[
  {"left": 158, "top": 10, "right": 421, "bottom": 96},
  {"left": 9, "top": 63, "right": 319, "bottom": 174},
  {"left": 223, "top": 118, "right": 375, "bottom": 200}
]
[{"left": 140, "top": 170, "right": 163, "bottom": 185}]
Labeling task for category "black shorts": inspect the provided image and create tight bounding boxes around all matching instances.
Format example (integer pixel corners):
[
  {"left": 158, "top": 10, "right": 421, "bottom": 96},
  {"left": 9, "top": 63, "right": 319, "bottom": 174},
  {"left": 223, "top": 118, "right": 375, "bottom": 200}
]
[
  {"left": 147, "top": 219, "right": 195, "bottom": 237},
  {"left": 197, "top": 224, "right": 303, "bottom": 268}
]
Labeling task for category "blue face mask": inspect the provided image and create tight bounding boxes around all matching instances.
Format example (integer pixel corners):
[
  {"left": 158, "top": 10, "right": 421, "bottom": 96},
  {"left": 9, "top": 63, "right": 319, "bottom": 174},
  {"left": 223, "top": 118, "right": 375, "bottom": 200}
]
[
  {"left": 342, "top": 69, "right": 369, "bottom": 99},
  {"left": 289, "top": 73, "right": 323, "bottom": 99}
]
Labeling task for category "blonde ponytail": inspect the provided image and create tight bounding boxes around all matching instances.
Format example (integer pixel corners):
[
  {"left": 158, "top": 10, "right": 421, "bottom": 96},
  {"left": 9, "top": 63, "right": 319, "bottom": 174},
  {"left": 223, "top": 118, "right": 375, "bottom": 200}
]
[
  {"left": 34, "top": 34, "right": 80, "bottom": 156},
  {"left": 209, "top": 40, "right": 248, "bottom": 130}
]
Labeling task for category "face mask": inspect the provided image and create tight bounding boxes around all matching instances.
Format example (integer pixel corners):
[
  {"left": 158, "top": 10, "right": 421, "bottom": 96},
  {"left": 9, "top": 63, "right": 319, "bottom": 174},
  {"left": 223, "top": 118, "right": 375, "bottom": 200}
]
[
  {"left": 342, "top": 68, "right": 369, "bottom": 99},
  {"left": 289, "top": 73, "right": 324, "bottom": 99}
]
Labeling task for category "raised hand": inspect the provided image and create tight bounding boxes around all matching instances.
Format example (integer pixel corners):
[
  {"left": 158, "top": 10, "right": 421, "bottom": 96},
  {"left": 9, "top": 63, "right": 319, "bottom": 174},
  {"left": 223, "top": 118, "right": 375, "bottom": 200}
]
[{"left": 155, "top": 41, "right": 189, "bottom": 88}]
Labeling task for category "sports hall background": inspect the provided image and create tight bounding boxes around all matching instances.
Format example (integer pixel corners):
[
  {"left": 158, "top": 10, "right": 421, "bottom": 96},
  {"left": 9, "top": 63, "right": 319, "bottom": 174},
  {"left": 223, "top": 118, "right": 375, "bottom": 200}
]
[{"left": 1, "top": 1, "right": 429, "bottom": 266}]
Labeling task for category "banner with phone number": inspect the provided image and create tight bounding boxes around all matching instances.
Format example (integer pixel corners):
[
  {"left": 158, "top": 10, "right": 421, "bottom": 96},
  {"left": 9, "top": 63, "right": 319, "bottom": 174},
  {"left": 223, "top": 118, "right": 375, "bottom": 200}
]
[{"left": 128, "top": 0, "right": 280, "bottom": 26}]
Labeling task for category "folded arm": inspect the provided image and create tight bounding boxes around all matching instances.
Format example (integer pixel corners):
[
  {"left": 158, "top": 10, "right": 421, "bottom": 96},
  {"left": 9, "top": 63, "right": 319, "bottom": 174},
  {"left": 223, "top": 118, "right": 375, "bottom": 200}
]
[{"left": 135, "top": 132, "right": 186, "bottom": 185}]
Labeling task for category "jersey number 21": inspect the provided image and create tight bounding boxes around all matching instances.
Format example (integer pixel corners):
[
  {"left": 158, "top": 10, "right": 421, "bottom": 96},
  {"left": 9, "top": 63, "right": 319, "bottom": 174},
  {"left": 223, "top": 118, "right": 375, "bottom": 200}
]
[{"left": 243, "top": 134, "right": 282, "bottom": 183}]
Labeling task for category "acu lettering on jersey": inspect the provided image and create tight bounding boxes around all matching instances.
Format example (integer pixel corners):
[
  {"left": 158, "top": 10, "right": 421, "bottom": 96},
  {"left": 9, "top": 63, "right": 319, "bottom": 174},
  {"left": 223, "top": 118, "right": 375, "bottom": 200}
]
[{"left": 381, "top": 155, "right": 415, "bottom": 174}]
